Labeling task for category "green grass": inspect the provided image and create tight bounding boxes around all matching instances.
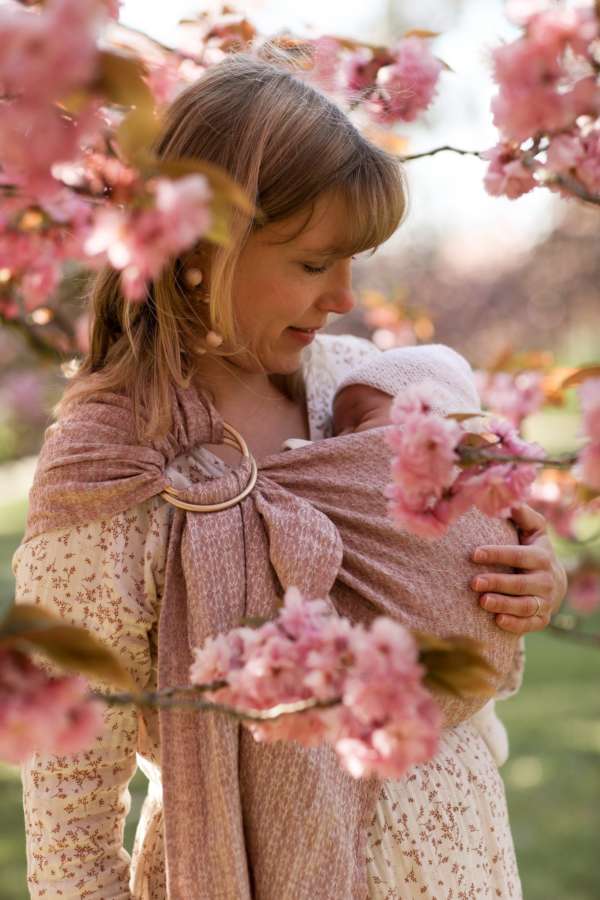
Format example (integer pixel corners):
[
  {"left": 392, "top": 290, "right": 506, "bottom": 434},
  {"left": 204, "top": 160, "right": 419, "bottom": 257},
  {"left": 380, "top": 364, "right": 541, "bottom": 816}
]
[{"left": 1, "top": 500, "right": 599, "bottom": 899}]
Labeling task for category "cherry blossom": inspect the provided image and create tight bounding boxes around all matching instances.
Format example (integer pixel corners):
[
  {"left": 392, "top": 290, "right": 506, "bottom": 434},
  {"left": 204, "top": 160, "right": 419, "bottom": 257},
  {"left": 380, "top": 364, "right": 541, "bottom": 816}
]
[
  {"left": 482, "top": 143, "right": 539, "bottom": 199},
  {"left": 475, "top": 370, "right": 545, "bottom": 426},
  {"left": 387, "top": 386, "right": 546, "bottom": 538},
  {"left": 528, "top": 471, "right": 582, "bottom": 540},
  {"left": 0, "top": 648, "right": 102, "bottom": 765},
  {"left": 190, "top": 587, "right": 440, "bottom": 779},
  {"left": 490, "top": 5, "right": 600, "bottom": 145},
  {"left": 84, "top": 174, "right": 213, "bottom": 300},
  {"left": 0, "top": 0, "right": 102, "bottom": 104},
  {"left": 567, "top": 567, "right": 600, "bottom": 614},
  {"left": 388, "top": 386, "right": 461, "bottom": 498},
  {"left": 578, "top": 378, "right": 600, "bottom": 490},
  {"left": 370, "top": 37, "right": 443, "bottom": 124}
]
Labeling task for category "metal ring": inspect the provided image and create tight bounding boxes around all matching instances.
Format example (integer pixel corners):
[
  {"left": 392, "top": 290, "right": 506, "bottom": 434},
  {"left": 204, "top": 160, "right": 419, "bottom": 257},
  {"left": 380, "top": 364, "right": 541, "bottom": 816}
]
[
  {"left": 533, "top": 596, "right": 543, "bottom": 618},
  {"left": 160, "top": 422, "right": 258, "bottom": 512}
]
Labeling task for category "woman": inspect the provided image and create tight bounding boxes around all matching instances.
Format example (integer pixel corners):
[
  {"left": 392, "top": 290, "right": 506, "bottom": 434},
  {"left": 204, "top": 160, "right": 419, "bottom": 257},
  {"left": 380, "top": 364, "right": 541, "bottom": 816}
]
[{"left": 15, "top": 51, "right": 565, "bottom": 899}]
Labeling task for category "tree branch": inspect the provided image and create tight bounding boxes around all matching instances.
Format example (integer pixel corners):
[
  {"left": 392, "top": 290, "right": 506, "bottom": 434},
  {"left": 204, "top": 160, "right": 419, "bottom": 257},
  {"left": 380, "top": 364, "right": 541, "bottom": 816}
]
[
  {"left": 541, "top": 171, "right": 600, "bottom": 208},
  {"left": 1, "top": 316, "right": 64, "bottom": 364},
  {"left": 92, "top": 683, "right": 341, "bottom": 721},
  {"left": 458, "top": 447, "right": 580, "bottom": 470},
  {"left": 400, "top": 145, "right": 484, "bottom": 162}
]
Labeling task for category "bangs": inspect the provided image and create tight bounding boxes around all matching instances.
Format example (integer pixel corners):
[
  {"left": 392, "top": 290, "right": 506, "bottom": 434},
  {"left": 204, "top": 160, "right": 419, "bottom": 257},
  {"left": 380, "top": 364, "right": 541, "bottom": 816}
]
[{"left": 331, "top": 158, "right": 409, "bottom": 258}]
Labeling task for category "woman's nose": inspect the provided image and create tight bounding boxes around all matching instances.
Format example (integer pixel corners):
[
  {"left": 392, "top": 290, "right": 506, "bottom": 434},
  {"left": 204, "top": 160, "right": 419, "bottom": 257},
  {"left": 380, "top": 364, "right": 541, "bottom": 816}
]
[{"left": 319, "top": 260, "right": 356, "bottom": 315}]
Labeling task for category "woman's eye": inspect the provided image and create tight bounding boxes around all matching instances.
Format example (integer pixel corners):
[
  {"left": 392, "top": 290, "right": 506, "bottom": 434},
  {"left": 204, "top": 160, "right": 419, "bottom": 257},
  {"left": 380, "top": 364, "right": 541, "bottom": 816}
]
[{"left": 302, "top": 263, "right": 328, "bottom": 275}]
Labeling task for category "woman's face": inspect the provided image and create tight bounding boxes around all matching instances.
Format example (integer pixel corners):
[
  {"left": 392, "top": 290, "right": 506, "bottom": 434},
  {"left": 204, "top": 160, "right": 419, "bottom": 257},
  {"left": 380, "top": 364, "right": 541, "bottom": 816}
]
[{"left": 229, "top": 192, "right": 357, "bottom": 375}]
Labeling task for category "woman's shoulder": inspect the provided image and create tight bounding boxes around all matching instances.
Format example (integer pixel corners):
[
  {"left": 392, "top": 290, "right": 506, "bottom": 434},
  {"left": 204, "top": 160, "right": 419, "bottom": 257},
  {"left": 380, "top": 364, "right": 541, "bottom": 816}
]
[{"left": 12, "top": 493, "right": 171, "bottom": 620}]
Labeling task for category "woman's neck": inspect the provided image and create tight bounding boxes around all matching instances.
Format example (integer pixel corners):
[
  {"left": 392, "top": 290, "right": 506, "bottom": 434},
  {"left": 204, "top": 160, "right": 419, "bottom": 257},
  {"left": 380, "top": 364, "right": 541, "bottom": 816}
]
[
  {"left": 191, "top": 356, "right": 309, "bottom": 464},
  {"left": 191, "top": 356, "right": 289, "bottom": 420}
]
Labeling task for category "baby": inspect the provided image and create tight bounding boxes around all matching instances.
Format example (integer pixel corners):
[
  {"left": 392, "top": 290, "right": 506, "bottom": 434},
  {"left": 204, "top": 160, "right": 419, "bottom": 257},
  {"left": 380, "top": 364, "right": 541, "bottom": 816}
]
[
  {"left": 286, "top": 343, "right": 514, "bottom": 766},
  {"left": 331, "top": 343, "right": 482, "bottom": 437}
]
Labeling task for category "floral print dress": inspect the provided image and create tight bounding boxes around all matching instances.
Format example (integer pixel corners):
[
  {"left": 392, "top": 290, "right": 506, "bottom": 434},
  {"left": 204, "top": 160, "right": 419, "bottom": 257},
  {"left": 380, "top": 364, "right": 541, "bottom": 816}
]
[{"left": 14, "top": 333, "right": 523, "bottom": 899}]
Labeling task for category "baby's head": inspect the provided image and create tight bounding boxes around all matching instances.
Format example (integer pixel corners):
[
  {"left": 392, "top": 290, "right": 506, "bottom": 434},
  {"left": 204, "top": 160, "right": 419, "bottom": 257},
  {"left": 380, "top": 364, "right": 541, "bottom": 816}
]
[
  {"left": 331, "top": 345, "right": 481, "bottom": 437},
  {"left": 332, "top": 384, "right": 392, "bottom": 436}
]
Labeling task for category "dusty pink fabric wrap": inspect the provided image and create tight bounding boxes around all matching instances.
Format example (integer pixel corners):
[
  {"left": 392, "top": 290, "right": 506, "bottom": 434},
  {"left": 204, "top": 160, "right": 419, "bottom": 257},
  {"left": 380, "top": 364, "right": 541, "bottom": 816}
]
[{"left": 24, "top": 383, "right": 519, "bottom": 899}]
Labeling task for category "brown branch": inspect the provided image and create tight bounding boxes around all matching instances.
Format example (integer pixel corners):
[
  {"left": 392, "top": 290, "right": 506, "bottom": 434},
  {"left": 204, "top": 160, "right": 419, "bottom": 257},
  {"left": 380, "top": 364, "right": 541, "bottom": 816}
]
[
  {"left": 92, "top": 683, "right": 341, "bottom": 721},
  {"left": 458, "top": 447, "right": 579, "bottom": 470},
  {"left": 1, "top": 316, "right": 64, "bottom": 364},
  {"left": 400, "top": 145, "right": 484, "bottom": 162},
  {"left": 541, "top": 171, "right": 600, "bottom": 208}
]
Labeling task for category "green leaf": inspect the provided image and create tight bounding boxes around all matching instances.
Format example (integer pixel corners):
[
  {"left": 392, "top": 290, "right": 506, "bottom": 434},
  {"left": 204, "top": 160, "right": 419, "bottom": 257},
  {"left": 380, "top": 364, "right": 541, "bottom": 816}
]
[
  {"left": 94, "top": 49, "right": 154, "bottom": 109},
  {"left": 403, "top": 29, "right": 441, "bottom": 39},
  {"left": 154, "top": 158, "right": 254, "bottom": 216},
  {"left": 203, "top": 196, "right": 233, "bottom": 246},
  {"left": 560, "top": 364, "right": 600, "bottom": 390},
  {"left": 459, "top": 432, "right": 499, "bottom": 450},
  {"left": 414, "top": 632, "right": 497, "bottom": 698},
  {"left": 446, "top": 411, "right": 484, "bottom": 422},
  {"left": 116, "top": 106, "right": 162, "bottom": 168},
  {"left": 0, "top": 604, "right": 136, "bottom": 691},
  {"left": 237, "top": 616, "right": 270, "bottom": 629}
]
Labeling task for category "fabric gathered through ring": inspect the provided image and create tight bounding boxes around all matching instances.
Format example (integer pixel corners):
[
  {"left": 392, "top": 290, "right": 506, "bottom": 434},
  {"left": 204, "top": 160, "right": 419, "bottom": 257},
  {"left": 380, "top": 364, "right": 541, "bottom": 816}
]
[{"left": 160, "top": 421, "right": 258, "bottom": 512}]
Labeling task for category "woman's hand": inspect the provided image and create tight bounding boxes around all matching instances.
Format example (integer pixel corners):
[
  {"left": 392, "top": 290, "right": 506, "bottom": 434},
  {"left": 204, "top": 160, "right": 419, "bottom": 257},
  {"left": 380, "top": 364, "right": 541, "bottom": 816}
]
[{"left": 471, "top": 504, "right": 568, "bottom": 635}]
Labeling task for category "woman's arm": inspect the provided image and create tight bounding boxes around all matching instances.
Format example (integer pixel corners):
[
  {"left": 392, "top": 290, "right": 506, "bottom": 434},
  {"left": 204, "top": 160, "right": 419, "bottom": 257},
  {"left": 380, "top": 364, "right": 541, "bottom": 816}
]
[{"left": 13, "top": 496, "right": 168, "bottom": 899}]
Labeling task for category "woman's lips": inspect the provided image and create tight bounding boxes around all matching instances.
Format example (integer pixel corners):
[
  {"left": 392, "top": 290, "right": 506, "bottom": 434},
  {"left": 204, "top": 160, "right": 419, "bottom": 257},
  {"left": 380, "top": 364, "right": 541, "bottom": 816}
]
[{"left": 287, "top": 326, "right": 317, "bottom": 344}]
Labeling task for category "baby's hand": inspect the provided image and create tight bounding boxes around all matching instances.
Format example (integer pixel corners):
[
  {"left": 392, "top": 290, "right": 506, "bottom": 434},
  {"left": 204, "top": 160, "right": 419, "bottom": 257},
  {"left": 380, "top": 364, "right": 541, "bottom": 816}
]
[{"left": 332, "top": 384, "right": 393, "bottom": 436}]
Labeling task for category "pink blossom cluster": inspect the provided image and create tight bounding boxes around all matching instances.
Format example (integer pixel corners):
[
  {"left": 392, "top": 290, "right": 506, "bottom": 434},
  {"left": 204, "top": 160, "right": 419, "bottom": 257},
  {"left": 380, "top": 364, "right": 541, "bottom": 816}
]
[
  {"left": 481, "top": 143, "right": 539, "bottom": 199},
  {"left": 310, "top": 36, "right": 443, "bottom": 124},
  {"left": 545, "top": 127, "right": 600, "bottom": 197},
  {"left": 0, "top": 0, "right": 108, "bottom": 198},
  {"left": 484, "top": 3, "right": 600, "bottom": 199},
  {"left": 83, "top": 174, "right": 213, "bottom": 300},
  {"left": 567, "top": 566, "right": 600, "bottom": 614},
  {"left": 0, "top": 648, "right": 102, "bottom": 765},
  {"left": 528, "top": 471, "right": 583, "bottom": 540},
  {"left": 0, "top": 189, "right": 93, "bottom": 317},
  {"left": 578, "top": 377, "right": 600, "bottom": 490},
  {"left": 474, "top": 369, "right": 546, "bottom": 426},
  {"left": 190, "top": 587, "right": 440, "bottom": 779},
  {"left": 386, "top": 384, "right": 545, "bottom": 538},
  {"left": 369, "top": 38, "right": 444, "bottom": 124},
  {"left": 492, "top": 6, "right": 599, "bottom": 142}
]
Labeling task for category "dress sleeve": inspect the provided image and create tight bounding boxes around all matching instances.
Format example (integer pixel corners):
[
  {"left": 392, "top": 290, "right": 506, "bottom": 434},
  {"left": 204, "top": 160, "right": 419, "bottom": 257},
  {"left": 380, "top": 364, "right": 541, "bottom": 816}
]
[{"left": 12, "top": 495, "right": 170, "bottom": 900}]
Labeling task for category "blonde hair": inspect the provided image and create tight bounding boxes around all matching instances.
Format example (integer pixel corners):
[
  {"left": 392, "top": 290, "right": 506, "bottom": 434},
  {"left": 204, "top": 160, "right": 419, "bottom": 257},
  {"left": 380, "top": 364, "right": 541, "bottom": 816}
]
[{"left": 59, "top": 48, "right": 408, "bottom": 441}]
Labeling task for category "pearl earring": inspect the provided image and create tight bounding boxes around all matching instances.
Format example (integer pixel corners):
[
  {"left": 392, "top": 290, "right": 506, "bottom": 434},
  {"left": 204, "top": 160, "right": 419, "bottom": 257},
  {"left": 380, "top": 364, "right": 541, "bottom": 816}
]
[
  {"left": 184, "top": 265, "right": 211, "bottom": 303},
  {"left": 183, "top": 264, "right": 224, "bottom": 350},
  {"left": 205, "top": 330, "right": 223, "bottom": 349},
  {"left": 184, "top": 267, "right": 203, "bottom": 288}
]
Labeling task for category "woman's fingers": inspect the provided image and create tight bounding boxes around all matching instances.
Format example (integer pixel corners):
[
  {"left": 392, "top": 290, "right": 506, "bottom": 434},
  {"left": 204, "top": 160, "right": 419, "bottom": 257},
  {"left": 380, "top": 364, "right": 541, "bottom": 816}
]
[
  {"left": 479, "top": 593, "right": 549, "bottom": 619},
  {"left": 510, "top": 503, "right": 547, "bottom": 540},
  {"left": 472, "top": 543, "right": 549, "bottom": 571},
  {"left": 472, "top": 570, "right": 554, "bottom": 596},
  {"left": 493, "top": 613, "right": 549, "bottom": 635},
  {"left": 472, "top": 508, "right": 567, "bottom": 634}
]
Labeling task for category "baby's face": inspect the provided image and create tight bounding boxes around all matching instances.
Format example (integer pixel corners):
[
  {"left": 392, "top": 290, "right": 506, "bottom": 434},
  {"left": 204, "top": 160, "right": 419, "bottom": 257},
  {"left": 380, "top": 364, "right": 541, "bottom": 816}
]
[{"left": 332, "top": 384, "right": 393, "bottom": 436}]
